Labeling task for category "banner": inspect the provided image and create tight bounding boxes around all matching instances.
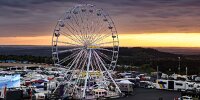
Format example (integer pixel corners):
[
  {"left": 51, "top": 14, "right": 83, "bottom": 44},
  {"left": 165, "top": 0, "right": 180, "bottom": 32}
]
[{"left": 81, "top": 71, "right": 102, "bottom": 77}]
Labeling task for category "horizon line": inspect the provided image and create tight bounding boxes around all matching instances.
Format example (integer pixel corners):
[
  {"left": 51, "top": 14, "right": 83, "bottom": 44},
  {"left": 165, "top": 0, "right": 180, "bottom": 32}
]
[{"left": 1, "top": 45, "right": 200, "bottom": 48}]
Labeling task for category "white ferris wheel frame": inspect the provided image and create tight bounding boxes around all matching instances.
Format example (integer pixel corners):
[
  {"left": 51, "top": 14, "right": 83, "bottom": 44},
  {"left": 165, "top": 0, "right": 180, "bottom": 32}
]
[
  {"left": 51, "top": 4, "right": 121, "bottom": 98},
  {"left": 52, "top": 4, "right": 119, "bottom": 71}
]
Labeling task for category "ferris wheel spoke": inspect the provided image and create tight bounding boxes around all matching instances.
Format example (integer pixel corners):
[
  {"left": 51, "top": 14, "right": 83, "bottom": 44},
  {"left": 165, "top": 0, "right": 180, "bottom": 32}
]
[
  {"left": 57, "top": 50, "right": 81, "bottom": 65},
  {"left": 59, "top": 32, "right": 83, "bottom": 44},
  {"left": 95, "top": 48, "right": 113, "bottom": 52},
  {"left": 94, "top": 23, "right": 108, "bottom": 36},
  {"left": 89, "top": 20, "right": 107, "bottom": 41},
  {"left": 93, "top": 27, "right": 110, "bottom": 40},
  {"left": 88, "top": 12, "right": 95, "bottom": 36},
  {"left": 91, "top": 24, "right": 110, "bottom": 37},
  {"left": 90, "top": 56, "right": 95, "bottom": 71},
  {"left": 65, "top": 50, "right": 84, "bottom": 71},
  {"left": 91, "top": 51, "right": 99, "bottom": 71},
  {"left": 80, "top": 15, "right": 88, "bottom": 41},
  {"left": 76, "top": 11, "right": 87, "bottom": 41},
  {"left": 99, "top": 26, "right": 110, "bottom": 34},
  {"left": 93, "top": 50, "right": 121, "bottom": 93},
  {"left": 55, "top": 41, "right": 81, "bottom": 46},
  {"left": 63, "top": 26, "right": 83, "bottom": 42},
  {"left": 92, "top": 14, "right": 106, "bottom": 32},
  {"left": 91, "top": 33, "right": 110, "bottom": 45},
  {"left": 94, "top": 41, "right": 118, "bottom": 46},
  {"left": 64, "top": 15, "right": 86, "bottom": 42},
  {"left": 97, "top": 53, "right": 107, "bottom": 66},
  {"left": 93, "top": 51, "right": 107, "bottom": 68},
  {"left": 60, "top": 49, "right": 82, "bottom": 71},
  {"left": 71, "top": 14, "right": 80, "bottom": 27},
  {"left": 63, "top": 22, "right": 85, "bottom": 43},
  {"left": 83, "top": 49, "right": 92, "bottom": 98},
  {"left": 70, "top": 55, "right": 86, "bottom": 95},
  {"left": 91, "top": 33, "right": 112, "bottom": 44},
  {"left": 90, "top": 17, "right": 108, "bottom": 38},
  {"left": 65, "top": 19, "right": 79, "bottom": 34},
  {"left": 83, "top": 8, "right": 90, "bottom": 40},
  {"left": 66, "top": 50, "right": 84, "bottom": 81},
  {"left": 93, "top": 54, "right": 101, "bottom": 71},
  {"left": 96, "top": 50, "right": 112, "bottom": 61},
  {"left": 71, "top": 7, "right": 82, "bottom": 26},
  {"left": 52, "top": 47, "right": 83, "bottom": 55},
  {"left": 89, "top": 9, "right": 97, "bottom": 40},
  {"left": 91, "top": 12, "right": 102, "bottom": 33},
  {"left": 71, "top": 12, "right": 88, "bottom": 41},
  {"left": 70, "top": 51, "right": 84, "bottom": 73},
  {"left": 71, "top": 14, "right": 86, "bottom": 41},
  {"left": 93, "top": 55, "right": 103, "bottom": 72},
  {"left": 77, "top": 51, "right": 87, "bottom": 69},
  {"left": 86, "top": 8, "right": 95, "bottom": 41},
  {"left": 93, "top": 51, "right": 109, "bottom": 83},
  {"left": 78, "top": 16, "right": 88, "bottom": 42},
  {"left": 64, "top": 57, "right": 76, "bottom": 70},
  {"left": 88, "top": 25, "right": 102, "bottom": 42}
]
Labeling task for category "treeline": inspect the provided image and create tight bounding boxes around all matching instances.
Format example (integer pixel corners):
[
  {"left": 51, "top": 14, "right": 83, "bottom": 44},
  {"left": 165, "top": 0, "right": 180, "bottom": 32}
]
[
  {"left": 0, "top": 47, "right": 200, "bottom": 75},
  {"left": 117, "top": 47, "right": 200, "bottom": 75},
  {"left": 0, "top": 55, "right": 52, "bottom": 64}
]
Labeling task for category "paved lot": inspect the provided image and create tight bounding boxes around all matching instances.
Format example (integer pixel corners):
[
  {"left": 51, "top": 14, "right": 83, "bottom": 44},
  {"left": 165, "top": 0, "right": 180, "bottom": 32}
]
[{"left": 117, "top": 88, "right": 181, "bottom": 100}]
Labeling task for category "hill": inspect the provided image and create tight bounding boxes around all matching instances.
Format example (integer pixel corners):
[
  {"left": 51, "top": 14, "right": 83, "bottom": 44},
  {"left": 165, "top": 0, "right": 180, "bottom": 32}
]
[{"left": 0, "top": 46, "right": 200, "bottom": 74}]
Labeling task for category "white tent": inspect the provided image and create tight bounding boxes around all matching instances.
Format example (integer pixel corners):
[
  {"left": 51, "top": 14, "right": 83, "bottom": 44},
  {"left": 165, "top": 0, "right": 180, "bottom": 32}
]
[{"left": 119, "top": 80, "right": 133, "bottom": 84}]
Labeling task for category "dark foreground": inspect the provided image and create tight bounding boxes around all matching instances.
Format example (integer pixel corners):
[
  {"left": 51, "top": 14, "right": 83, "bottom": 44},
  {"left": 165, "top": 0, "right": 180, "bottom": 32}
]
[{"left": 117, "top": 88, "right": 181, "bottom": 100}]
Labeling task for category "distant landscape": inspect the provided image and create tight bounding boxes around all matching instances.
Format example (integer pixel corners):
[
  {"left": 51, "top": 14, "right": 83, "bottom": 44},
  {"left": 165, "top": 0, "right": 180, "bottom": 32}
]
[
  {"left": 153, "top": 47, "right": 200, "bottom": 55},
  {"left": 0, "top": 45, "right": 200, "bottom": 74}
]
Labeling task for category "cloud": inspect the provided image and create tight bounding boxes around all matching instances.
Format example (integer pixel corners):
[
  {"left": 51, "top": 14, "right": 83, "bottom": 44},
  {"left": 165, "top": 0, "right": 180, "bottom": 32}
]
[{"left": 0, "top": 0, "right": 200, "bottom": 37}]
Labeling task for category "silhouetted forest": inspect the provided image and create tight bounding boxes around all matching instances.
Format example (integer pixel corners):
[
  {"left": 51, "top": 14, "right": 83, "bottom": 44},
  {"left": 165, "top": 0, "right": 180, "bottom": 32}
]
[
  {"left": 117, "top": 47, "right": 200, "bottom": 75},
  {"left": 0, "top": 47, "right": 200, "bottom": 75}
]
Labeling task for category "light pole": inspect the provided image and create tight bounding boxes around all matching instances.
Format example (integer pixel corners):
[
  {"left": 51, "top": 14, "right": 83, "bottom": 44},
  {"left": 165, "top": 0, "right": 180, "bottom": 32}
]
[
  {"left": 178, "top": 57, "right": 181, "bottom": 75},
  {"left": 186, "top": 67, "right": 188, "bottom": 76},
  {"left": 157, "top": 65, "right": 159, "bottom": 79}
]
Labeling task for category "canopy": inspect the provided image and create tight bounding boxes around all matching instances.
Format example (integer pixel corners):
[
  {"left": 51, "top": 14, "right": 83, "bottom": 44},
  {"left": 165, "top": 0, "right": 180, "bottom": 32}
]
[{"left": 119, "top": 80, "right": 133, "bottom": 84}]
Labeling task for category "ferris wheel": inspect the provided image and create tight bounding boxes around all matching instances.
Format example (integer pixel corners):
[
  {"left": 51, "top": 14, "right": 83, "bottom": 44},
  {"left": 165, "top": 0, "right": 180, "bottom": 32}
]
[{"left": 52, "top": 4, "right": 121, "bottom": 98}]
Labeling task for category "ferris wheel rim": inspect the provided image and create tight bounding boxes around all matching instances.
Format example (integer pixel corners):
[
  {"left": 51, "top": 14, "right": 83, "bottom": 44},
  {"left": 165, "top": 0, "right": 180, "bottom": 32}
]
[
  {"left": 51, "top": 4, "right": 122, "bottom": 98},
  {"left": 52, "top": 4, "right": 119, "bottom": 70}
]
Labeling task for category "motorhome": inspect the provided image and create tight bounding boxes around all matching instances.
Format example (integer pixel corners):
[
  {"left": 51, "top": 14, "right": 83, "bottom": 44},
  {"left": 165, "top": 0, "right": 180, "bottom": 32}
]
[
  {"left": 194, "top": 83, "right": 200, "bottom": 92},
  {"left": 156, "top": 79, "right": 169, "bottom": 90},
  {"left": 185, "top": 82, "right": 195, "bottom": 91},
  {"left": 174, "top": 81, "right": 186, "bottom": 91},
  {"left": 156, "top": 79, "right": 196, "bottom": 92}
]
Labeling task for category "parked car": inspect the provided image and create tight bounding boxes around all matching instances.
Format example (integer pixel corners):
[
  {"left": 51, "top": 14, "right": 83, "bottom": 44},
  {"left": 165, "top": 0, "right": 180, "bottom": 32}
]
[{"left": 177, "top": 96, "right": 193, "bottom": 100}]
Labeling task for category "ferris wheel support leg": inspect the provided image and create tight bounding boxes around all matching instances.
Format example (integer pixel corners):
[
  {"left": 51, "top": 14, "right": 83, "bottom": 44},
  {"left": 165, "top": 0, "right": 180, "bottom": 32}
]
[
  {"left": 82, "top": 49, "right": 92, "bottom": 98},
  {"left": 95, "top": 51, "right": 121, "bottom": 94},
  {"left": 103, "top": 65, "right": 121, "bottom": 94},
  {"left": 93, "top": 51, "right": 109, "bottom": 88}
]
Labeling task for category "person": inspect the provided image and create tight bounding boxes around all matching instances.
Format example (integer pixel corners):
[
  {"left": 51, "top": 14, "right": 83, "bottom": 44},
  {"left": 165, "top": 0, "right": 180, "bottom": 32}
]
[{"left": 0, "top": 84, "right": 7, "bottom": 99}]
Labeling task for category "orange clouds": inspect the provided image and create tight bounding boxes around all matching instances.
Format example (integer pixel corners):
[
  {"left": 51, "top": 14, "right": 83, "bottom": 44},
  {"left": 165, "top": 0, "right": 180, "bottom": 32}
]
[
  {"left": 119, "top": 33, "right": 200, "bottom": 47},
  {"left": 0, "top": 36, "right": 52, "bottom": 45},
  {"left": 1, "top": 33, "right": 200, "bottom": 47}
]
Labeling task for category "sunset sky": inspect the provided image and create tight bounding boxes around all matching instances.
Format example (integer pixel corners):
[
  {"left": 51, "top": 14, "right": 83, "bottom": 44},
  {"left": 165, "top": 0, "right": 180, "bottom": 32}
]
[{"left": 1, "top": 0, "right": 200, "bottom": 47}]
